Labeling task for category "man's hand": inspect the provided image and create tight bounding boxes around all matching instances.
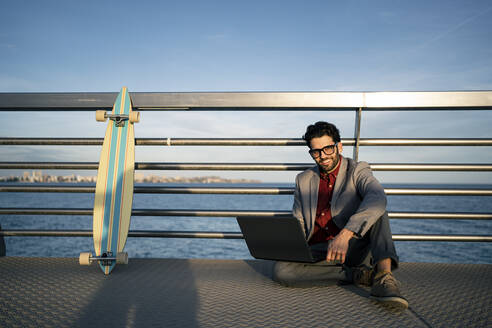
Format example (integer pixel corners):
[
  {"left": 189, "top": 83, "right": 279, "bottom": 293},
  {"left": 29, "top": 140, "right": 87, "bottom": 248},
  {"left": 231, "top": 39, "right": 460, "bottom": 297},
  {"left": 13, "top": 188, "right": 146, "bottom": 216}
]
[{"left": 326, "top": 228, "right": 354, "bottom": 263}]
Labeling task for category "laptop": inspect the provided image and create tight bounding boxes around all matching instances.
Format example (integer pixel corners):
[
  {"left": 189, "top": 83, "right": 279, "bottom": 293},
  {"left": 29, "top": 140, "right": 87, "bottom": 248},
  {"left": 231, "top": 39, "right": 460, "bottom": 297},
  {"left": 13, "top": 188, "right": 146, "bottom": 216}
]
[{"left": 236, "top": 215, "right": 328, "bottom": 263}]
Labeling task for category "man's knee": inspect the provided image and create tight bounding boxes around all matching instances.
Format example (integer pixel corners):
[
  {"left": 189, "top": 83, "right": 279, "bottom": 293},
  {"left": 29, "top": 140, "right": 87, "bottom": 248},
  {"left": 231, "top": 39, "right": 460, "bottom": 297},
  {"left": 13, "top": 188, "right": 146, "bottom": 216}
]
[
  {"left": 272, "top": 261, "right": 343, "bottom": 287},
  {"left": 272, "top": 261, "right": 302, "bottom": 286},
  {"left": 368, "top": 212, "right": 399, "bottom": 269}
]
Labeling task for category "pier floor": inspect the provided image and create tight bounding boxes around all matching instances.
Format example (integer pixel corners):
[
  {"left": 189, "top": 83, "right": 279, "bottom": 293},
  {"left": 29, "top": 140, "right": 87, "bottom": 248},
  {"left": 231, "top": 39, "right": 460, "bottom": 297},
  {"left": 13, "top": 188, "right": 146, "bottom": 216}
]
[{"left": 0, "top": 257, "right": 491, "bottom": 327}]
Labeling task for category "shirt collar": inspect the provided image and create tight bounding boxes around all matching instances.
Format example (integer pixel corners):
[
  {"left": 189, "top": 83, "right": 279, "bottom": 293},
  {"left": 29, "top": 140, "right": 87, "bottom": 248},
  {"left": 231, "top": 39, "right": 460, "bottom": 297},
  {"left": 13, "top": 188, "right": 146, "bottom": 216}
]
[{"left": 320, "top": 155, "right": 342, "bottom": 180}]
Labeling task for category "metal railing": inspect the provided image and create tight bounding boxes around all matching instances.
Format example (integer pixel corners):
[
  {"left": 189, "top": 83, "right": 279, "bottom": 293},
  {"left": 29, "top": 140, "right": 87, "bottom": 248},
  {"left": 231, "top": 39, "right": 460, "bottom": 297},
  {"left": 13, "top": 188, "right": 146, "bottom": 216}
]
[{"left": 0, "top": 91, "right": 491, "bottom": 244}]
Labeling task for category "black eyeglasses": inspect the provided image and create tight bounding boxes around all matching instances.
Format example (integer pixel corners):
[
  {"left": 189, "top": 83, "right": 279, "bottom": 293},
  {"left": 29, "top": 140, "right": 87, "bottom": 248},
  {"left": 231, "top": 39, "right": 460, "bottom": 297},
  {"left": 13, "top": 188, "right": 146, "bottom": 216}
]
[{"left": 308, "top": 143, "right": 338, "bottom": 158}]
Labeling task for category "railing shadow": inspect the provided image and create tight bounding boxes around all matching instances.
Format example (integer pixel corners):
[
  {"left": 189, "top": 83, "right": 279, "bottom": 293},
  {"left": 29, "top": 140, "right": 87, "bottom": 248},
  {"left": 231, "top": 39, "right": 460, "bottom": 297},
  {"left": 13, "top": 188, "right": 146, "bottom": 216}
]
[{"left": 76, "top": 258, "right": 200, "bottom": 327}]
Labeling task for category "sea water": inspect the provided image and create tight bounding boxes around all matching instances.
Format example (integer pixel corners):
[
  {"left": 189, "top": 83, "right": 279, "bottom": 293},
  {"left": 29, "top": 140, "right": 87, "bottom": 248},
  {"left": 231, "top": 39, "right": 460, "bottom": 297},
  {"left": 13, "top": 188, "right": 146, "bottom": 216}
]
[{"left": 1, "top": 183, "right": 491, "bottom": 264}]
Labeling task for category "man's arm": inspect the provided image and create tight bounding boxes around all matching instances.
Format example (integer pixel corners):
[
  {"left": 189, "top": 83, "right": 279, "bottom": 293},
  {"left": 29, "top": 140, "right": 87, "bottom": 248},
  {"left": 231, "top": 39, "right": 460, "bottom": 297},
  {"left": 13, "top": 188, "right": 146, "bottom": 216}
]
[
  {"left": 343, "top": 161, "right": 387, "bottom": 238},
  {"left": 292, "top": 174, "right": 307, "bottom": 237},
  {"left": 327, "top": 162, "right": 386, "bottom": 263}
]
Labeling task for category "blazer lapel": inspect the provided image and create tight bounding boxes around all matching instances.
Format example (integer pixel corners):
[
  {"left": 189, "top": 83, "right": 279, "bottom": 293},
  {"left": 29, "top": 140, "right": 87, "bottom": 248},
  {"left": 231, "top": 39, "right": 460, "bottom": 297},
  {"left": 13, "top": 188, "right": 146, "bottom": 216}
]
[
  {"left": 332, "top": 156, "right": 347, "bottom": 210},
  {"left": 309, "top": 167, "right": 320, "bottom": 228}
]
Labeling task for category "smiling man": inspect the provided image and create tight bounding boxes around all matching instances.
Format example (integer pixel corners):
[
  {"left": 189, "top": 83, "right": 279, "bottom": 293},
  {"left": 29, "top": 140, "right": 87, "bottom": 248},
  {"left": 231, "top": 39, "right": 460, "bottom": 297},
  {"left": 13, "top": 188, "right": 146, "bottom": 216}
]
[{"left": 273, "top": 121, "right": 408, "bottom": 309}]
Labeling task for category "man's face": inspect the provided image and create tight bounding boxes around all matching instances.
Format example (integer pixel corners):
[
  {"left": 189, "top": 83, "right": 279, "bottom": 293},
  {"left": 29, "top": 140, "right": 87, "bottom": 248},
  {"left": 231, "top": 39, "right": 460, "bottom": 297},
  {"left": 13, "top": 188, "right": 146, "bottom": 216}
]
[{"left": 309, "top": 135, "right": 343, "bottom": 173}]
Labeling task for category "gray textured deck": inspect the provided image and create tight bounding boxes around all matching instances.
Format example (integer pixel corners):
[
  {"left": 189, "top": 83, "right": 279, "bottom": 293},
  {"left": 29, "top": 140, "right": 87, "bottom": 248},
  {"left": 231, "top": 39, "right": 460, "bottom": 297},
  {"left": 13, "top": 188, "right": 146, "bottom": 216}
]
[{"left": 0, "top": 257, "right": 491, "bottom": 328}]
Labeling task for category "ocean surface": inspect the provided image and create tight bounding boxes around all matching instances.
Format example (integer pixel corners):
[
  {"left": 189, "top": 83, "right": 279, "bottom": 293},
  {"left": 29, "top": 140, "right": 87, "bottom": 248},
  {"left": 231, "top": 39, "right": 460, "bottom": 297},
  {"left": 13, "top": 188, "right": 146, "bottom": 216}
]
[{"left": 1, "top": 183, "right": 491, "bottom": 264}]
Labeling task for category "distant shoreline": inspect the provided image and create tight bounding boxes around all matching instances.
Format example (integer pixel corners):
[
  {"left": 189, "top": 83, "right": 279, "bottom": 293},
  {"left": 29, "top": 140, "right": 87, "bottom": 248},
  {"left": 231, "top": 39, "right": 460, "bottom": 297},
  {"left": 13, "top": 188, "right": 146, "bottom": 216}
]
[
  {"left": 1, "top": 172, "right": 491, "bottom": 187},
  {"left": 0, "top": 172, "right": 261, "bottom": 184}
]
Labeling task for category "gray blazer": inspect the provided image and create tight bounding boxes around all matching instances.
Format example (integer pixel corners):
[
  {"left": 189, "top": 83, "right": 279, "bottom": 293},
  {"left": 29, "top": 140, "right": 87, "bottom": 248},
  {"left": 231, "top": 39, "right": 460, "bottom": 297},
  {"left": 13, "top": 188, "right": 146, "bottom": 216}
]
[{"left": 292, "top": 156, "right": 387, "bottom": 240}]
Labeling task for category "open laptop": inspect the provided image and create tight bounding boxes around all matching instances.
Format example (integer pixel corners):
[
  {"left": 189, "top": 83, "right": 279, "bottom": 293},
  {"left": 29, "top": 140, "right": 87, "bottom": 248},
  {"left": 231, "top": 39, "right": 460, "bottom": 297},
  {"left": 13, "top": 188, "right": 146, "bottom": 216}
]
[{"left": 236, "top": 215, "right": 330, "bottom": 263}]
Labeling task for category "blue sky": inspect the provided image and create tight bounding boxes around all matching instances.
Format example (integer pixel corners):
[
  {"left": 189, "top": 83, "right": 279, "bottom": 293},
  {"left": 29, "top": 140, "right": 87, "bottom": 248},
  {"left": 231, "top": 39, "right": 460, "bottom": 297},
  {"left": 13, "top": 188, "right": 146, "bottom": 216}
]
[{"left": 1, "top": 0, "right": 492, "bottom": 183}]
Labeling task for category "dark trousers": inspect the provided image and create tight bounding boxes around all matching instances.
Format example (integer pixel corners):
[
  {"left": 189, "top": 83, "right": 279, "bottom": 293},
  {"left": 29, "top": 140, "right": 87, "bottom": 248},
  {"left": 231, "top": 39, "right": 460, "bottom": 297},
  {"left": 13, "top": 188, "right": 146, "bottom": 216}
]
[
  {"left": 311, "top": 212, "right": 399, "bottom": 269},
  {"left": 273, "top": 213, "right": 398, "bottom": 287}
]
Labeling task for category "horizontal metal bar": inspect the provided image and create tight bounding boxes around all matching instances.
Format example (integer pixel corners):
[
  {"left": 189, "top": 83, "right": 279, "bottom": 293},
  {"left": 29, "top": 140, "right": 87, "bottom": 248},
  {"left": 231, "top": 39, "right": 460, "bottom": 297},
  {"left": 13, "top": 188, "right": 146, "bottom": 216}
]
[
  {"left": 358, "top": 139, "right": 492, "bottom": 146},
  {"left": 136, "top": 163, "right": 311, "bottom": 171},
  {"left": 388, "top": 212, "right": 492, "bottom": 220},
  {"left": 369, "top": 164, "right": 492, "bottom": 171},
  {"left": 141, "top": 138, "right": 308, "bottom": 146},
  {"left": 128, "top": 231, "right": 244, "bottom": 239},
  {"left": 1, "top": 208, "right": 491, "bottom": 220},
  {"left": 0, "top": 162, "right": 99, "bottom": 170},
  {"left": 1, "top": 91, "right": 492, "bottom": 110},
  {"left": 0, "top": 185, "right": 295, "bottom": 194},
  {"left": 0, "top": 208, "right": 291, "bottom": 216},
  {"left": 2, "top": 138, "right": 492, "bottom": 146},
  {"left": 391, "top": 235, "right": 492, "bottom": 242},
  {"left": 0, "top": 162, "right": 310, "bottom": 171},
  {"left": 0, "top": 230, "right": 244, "bottom": 239},
  {"left": 0, "top": 138, "right": 103, "bottom": 145},
  {"left": 0, "top": 208, "right": 94, "bottom": 215},
  {"left": 383, "top": 188, "right": 492, "bottom": 196},
  {"left": 131, "top": 209, "right": 291, "bottom": 217},
  {"left": 0, "top": 138, "right": 307, "bottom": 146},
  {"left": 0, "top": 230, "right": 490, "bottom": 242},
  {"left": 1, "top": 185, "right": 492, "bottom": 196},
  {"left": 130, "top": 186, "right": 294, "bottom": 195},
  {"left": 1, "top": 162, "right": 492, "bottom": 171},
  {"left": 0, "top": 185, "right": 97, "bottom": 193}
]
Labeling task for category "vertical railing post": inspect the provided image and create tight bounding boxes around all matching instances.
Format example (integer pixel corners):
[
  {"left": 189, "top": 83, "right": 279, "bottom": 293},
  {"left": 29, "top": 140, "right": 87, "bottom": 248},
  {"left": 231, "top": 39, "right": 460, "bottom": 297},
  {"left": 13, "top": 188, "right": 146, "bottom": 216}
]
[
  {"left": 353, "top": 107, "right": 362, "bottom": 162},
  {"left": 0, "top": 225, "right": 6, "bottom": 257}
]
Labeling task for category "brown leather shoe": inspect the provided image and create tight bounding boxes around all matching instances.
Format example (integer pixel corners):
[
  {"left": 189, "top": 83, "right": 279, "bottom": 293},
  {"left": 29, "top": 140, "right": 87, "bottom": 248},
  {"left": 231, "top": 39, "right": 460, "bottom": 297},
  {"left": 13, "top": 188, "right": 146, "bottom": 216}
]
[
  {"left": 340, "top": 265, "right": 374, "bottom": 286},
  {"left": 370, "top": 271, "right": 408, "bottom": 309}
]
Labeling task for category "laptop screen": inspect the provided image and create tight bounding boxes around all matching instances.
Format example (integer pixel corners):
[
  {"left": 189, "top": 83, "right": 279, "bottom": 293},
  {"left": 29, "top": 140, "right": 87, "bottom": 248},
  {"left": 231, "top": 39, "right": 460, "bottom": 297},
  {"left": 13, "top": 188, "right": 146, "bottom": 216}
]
[{"left": 236, "top": 215, "right": 318, "bottom": 263}]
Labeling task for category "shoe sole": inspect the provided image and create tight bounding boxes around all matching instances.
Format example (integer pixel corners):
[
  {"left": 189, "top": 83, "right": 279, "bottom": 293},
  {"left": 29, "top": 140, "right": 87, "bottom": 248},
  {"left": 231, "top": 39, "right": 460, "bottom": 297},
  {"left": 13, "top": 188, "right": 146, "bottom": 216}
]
[{"left": 369, "top": 295, "right": 409, "bottom": 310}]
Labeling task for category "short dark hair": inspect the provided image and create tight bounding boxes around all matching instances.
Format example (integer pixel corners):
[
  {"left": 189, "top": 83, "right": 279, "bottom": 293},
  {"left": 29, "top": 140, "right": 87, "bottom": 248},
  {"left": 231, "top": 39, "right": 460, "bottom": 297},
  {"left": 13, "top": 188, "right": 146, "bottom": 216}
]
[{"left": 302, "top": 121, "right": 341, "bottom": 147}]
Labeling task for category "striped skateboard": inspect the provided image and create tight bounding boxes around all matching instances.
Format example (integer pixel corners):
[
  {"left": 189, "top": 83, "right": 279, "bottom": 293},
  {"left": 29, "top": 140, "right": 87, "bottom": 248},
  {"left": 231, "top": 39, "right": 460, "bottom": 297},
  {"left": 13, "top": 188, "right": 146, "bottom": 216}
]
[{"left": 79, "top": 87, "right": 139, "bottom": 275}]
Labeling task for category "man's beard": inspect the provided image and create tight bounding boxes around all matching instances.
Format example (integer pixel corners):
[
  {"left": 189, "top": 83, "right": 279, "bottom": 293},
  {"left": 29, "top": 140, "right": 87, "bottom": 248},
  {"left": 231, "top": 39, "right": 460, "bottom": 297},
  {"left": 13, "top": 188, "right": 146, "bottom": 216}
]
[{"left": 318, "top": 153, "right": 340, "bottom": 174}]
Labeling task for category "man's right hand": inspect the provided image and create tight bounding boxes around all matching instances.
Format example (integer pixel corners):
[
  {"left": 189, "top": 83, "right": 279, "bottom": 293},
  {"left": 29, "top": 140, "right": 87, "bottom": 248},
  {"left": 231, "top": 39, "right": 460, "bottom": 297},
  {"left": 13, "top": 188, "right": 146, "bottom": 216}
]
[{"left": 326, "top": 228, "right": 354, "bottom": 263}]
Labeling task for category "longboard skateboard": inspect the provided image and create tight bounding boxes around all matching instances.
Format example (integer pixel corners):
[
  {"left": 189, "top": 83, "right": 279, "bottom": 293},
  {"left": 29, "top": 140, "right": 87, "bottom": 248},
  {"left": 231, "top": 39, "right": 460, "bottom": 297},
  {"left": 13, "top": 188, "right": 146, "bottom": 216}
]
[{"left": 79, "top": 87, "right": 139, "bottom": 274}]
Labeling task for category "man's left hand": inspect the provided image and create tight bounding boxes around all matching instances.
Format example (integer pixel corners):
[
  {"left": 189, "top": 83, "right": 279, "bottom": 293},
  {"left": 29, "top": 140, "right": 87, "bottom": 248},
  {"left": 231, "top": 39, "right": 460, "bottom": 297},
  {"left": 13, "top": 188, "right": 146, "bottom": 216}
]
[{"left": 326, "top": 228, "right": 354, "bottom": 263}]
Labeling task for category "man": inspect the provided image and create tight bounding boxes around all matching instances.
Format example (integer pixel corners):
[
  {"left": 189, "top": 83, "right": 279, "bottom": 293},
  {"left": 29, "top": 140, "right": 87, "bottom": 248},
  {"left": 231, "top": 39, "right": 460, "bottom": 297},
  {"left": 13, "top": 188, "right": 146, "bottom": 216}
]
[{"left": 273, "top": 121, "right": 408, "bottom": 309}]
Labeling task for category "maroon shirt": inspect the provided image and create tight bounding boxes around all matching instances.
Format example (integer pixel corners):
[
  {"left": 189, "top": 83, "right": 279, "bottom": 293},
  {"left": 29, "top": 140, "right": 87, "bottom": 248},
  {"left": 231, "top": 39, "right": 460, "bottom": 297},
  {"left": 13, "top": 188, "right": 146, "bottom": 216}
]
[{"left": 308, "top": 157, "right": 342, "bottom": 245}]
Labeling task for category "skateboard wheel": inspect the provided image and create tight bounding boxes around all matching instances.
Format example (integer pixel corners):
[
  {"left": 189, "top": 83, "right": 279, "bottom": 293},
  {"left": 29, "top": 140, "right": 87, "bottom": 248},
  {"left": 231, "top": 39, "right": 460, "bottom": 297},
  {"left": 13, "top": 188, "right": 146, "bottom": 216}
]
[
  {"left": 79, "top": 252, "right": 92, "bottom": 265},
  {"left": 96, "top": 110, "right": 107, "bottom": 122},
  {"left": 129, "top": 111, "right": 140, "bottom": 123},
  {"left": 116, "top": 252, "right": 128, "bottom": 264}
]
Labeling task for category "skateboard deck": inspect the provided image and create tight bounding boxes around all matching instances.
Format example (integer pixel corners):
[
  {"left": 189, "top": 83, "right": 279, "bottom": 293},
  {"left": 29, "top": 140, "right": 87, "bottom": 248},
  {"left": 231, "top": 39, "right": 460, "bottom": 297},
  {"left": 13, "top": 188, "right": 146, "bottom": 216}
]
[{"left": 80, "top": 87, "right": 139, "bottom": 274}]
